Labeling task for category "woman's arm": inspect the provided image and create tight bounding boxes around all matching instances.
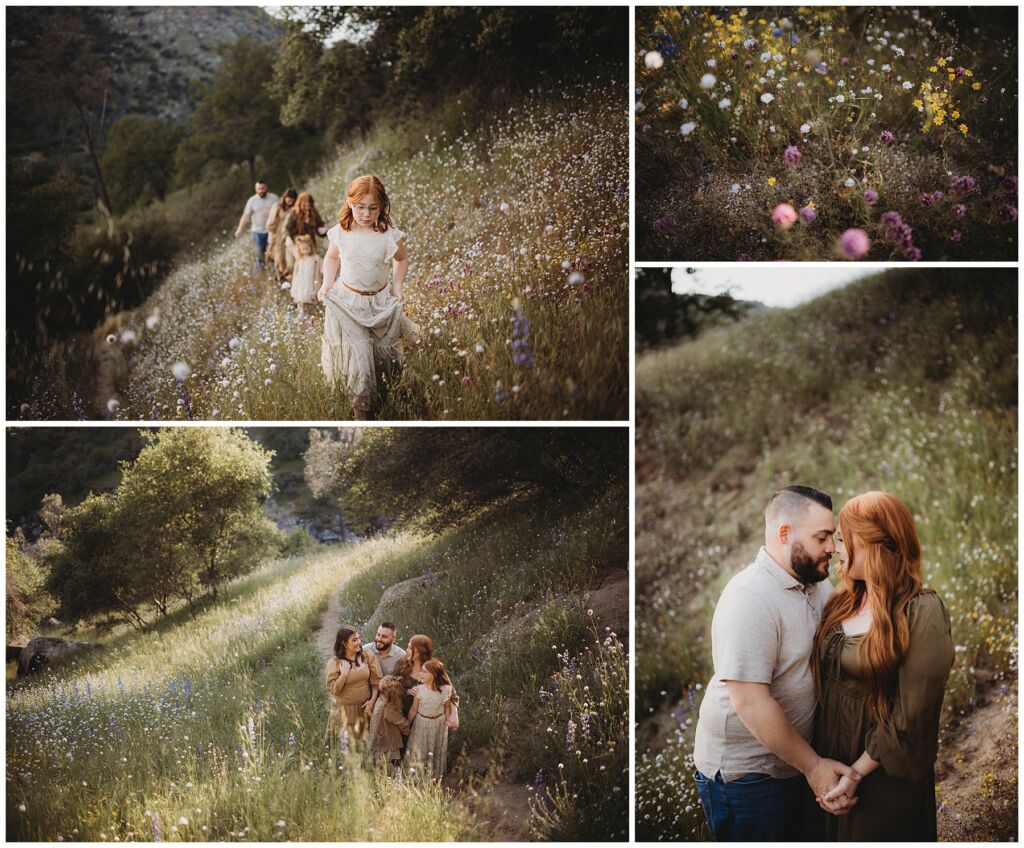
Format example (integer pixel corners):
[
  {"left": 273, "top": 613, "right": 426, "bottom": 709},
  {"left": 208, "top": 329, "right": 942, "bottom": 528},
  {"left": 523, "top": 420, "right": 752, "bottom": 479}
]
[
  {"left": 325, "top": 659, "right": 351, "bottom": 696},
  {"left": 822, "top": 751, "right": 880, "bottom": 808},
  {"left": 408, "top": 694, "right": 419, "bottom": 723},
  {"left": 363, "top": 656, "right": 382, "bottom": 713},
  {"left": 319, "top": 242, "right": 340, "bottom": 302},
  {"left": 392, "top": 240, "right": 409, "bottom": 302}
]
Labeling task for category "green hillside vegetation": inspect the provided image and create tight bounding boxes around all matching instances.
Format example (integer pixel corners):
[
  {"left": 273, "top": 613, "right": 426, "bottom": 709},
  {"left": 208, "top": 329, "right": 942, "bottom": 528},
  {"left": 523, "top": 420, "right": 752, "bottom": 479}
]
[
  {"left": 22, "top": 81, "right": 627, "bottom": 420},
  {"left": 634, "top": 270, "right": 1017, "bottom": 839},
  {"left": 7, "top": 432, "right": 628, "bottom": 841}
]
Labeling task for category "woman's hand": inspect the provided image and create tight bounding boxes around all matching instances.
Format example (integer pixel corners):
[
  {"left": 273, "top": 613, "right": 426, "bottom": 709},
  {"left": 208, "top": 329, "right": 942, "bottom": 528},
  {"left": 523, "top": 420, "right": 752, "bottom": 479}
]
[
  {"left": 317, "top": 285, "right": 328, "bottom": 303},
  {"left": 392, "top": 286, "right": 404, "bottom": 304},
  {"left": 817, "top": 773, "right": 860, "bottom": 815}
]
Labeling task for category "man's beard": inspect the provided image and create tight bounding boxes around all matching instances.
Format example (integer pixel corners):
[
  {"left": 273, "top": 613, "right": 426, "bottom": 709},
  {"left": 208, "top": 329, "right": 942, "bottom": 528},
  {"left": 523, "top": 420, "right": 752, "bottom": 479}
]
[
  {"left": 375, "top": 639, "right": 391, "bottom": 651},
  {"left": 791, "top": 541, "right": 830, "bottom": 584}
]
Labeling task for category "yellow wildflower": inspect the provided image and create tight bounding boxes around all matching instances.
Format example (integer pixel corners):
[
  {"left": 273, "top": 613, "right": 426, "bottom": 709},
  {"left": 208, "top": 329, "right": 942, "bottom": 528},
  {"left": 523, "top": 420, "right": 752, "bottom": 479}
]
[
  {"left": 767, "top": 176, "right": 777, "bottom": 187},
  {"left": 959, "top": 124, "right": 968, "bottom": 135},
  {"left": 937, "top": 57, "right": 947, "bottom": 67},
  {"left": 972, "top": 82, "right": 982, "bottom": 90},
  {"left": 933, "top": 114, "right": 944, "bottom": 126},
  {"left": 929, "top": 65, "right": 938, "bottom": 73},
  {"left": 948, "top": 73, "right": 956, "bottom": 82},
  {"left": 951, "top": 111, "right": 960, "bottom": 119},
  {"left": 965, "top": 69, "right": 974, "bottom": 77},
  {"left": 913, "top": 99, "right": 924, "bottom": 109}
]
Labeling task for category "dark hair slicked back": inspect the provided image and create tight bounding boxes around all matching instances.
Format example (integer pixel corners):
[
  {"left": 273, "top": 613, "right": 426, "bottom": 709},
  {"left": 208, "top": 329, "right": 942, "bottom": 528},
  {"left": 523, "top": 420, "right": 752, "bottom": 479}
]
[
  {"left": 380, "top": 621, "right": 397, "bottom": 632},
  {"left": 779, "top": 485, "right": 832, "bottom": 512}
]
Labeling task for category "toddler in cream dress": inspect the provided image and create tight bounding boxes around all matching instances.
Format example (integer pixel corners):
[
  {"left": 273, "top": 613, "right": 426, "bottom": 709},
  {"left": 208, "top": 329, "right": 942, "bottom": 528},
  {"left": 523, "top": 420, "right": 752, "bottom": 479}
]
[{"left": 406, "top": 659, "right": 454, "bottom": 780}]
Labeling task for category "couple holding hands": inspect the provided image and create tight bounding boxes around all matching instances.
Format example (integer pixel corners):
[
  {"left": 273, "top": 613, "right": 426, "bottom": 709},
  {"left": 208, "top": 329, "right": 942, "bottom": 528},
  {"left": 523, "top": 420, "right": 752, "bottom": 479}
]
[
  {"left": 326, "top": 623, "right": 458, "bottom": 780},
  {"left": 694, "top": 486, "right": 954, "bottom": 841}
]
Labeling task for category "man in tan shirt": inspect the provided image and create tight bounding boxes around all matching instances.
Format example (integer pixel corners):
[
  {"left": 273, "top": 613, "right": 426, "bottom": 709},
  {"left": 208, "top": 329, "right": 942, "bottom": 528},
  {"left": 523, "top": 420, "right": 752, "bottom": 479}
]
[{"left": 693, "top": 485, "right": 855, "bottom": 840}]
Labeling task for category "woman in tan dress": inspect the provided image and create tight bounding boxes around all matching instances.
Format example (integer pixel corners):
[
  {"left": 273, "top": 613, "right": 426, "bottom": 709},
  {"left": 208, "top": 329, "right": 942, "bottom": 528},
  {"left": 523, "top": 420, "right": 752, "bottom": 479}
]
[
  {"left": 810, "top": 491, "right": 954, "bottom": 840},
  {"left": 266, "top": 188, "right": 297, "bottom": 283},
  {"left": 325, "top": 625, "right": 382, "bottom": 746}
]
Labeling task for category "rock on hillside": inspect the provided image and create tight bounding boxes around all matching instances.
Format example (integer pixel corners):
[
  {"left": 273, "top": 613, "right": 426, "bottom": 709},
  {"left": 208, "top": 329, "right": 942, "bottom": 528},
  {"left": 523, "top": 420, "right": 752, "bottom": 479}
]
[{"left": 91, "top": 6, "right": 284, "bottom": 122}]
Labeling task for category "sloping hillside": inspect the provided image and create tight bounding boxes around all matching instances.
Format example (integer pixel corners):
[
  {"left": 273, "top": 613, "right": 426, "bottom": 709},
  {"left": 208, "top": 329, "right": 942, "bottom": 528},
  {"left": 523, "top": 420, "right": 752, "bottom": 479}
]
[
  {"left": 634, "top": 269, "right": 1017, "bottom": 840},
  {"left": 22, "top": 81, "right": 627, "bottom": 421},
  {"left": 7, "top": 486, "right": 627, "bottom": 841}
]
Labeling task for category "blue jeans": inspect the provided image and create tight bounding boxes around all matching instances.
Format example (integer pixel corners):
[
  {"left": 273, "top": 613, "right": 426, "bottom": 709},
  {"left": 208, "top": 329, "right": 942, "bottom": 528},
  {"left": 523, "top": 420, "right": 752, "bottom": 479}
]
[
  {"left": 694, "top": 769, "right": 805, "bottom": 841},
  {"left": 252, "top": 230, "right": 269, "bottom": 268}
]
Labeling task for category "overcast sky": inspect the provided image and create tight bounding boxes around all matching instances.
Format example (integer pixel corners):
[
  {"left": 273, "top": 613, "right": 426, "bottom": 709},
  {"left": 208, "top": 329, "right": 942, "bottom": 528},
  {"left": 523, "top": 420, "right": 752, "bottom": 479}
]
[{"left": 670, "top": 267, "right": 874, "bottom": 308}]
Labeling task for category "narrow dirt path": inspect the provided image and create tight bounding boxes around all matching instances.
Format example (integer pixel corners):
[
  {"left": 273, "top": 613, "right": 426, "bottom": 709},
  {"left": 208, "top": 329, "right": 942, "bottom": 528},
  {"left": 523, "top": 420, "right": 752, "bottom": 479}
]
[
  {"left": 312, "top": 577, "right": 534, "bottom": 841},
  {"left": 935, "top": 669, "right": 1018, "bottom": 841}
]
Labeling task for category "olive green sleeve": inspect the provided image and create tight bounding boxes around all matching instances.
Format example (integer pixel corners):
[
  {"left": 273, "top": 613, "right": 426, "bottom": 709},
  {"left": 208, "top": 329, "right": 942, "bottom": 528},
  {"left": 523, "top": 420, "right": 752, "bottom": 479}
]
[{"left": 865, "top": 592, "right": 954, "bottom": 782}]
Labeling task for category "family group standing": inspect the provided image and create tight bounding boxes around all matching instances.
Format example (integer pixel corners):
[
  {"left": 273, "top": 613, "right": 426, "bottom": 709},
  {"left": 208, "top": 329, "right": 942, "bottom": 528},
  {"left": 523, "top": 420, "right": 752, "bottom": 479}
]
[{"left": 324, "top": 623, "right": 458, "bottom": 780}]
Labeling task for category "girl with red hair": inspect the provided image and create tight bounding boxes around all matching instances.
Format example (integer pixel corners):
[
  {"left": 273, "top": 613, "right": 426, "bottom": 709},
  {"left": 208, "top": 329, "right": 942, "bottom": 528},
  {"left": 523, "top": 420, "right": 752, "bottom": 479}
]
[
  {"left": 810, "top": 491, "right": 954, "bottom": 840},
  {"left": 318, "top": 175, "right": 409, "bottom": 419}
]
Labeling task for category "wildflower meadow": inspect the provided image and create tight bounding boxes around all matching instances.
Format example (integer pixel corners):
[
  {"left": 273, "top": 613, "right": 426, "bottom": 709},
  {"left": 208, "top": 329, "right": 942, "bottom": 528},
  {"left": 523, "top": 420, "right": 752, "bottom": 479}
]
[
  {"left": 636, "top": 7, "right": 1018, "bottom": 260},
  {"left": 6, "top": 438, "right": 628, "bottom": 842},
  {"left": 634, "top": 269, "right": 1018, "bottom": 840},
  {"left": 17, "top": 82, "right": 628, "bottom": 422}
]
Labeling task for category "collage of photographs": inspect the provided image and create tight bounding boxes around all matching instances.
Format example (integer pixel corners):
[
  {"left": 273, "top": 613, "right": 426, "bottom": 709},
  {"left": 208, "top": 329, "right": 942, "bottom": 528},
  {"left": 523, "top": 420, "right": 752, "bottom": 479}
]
[{"left": 3, "top": 3, "right": 1018, "bottom": 845}]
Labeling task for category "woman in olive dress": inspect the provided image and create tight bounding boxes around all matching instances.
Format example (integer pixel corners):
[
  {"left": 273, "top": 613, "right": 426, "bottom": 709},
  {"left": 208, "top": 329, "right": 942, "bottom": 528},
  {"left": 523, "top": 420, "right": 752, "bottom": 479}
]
[
  {"left": 325, "top": 625, "right": 382, "bottom": 744},
  {"left": 810, "top": 491, "right": 954, "bottom": 840}
]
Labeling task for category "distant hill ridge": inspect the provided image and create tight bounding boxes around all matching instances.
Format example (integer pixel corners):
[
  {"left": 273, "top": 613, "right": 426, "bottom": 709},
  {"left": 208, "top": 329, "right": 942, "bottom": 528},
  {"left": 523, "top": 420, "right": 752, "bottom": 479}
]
[{"left": 92, "top": 6, "right": 284, "bottom": 123}]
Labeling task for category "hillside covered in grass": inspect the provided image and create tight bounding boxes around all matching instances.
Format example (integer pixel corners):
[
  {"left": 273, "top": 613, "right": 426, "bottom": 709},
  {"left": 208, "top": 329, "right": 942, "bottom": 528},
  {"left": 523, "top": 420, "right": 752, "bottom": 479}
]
[
  {"left": 19, "top": 80, "right": 627, "bottom": 421},
  {"left": 7, "top": 433, "right": 628, "bottom": 841},
  {"left": 634, "top": 269, "right": 1017, "bottom": 840}
]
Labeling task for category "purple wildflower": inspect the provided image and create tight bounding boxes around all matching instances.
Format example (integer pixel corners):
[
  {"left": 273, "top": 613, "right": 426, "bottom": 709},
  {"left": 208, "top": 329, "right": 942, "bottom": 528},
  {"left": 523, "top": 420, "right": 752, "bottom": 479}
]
[
  {"left": 999, "top": 204, "right": 1018, "bottom": 223},
  {"left": 799, "top": 206, "right": 817, "bottom": 224},
  {"left": 952, "top": 204, "right": 967, "bottom": 217},
  {"left": 881, "top": 211, "right": 903, "bottom": 229},
  {"left": 920, "top": 191, "right": 944, "bottom": 206},
  {"left": 904, "top": 246, "right": 922, "bottom": 261},
  {"left": 782, "top": 145, "right": 802, "bottom": 166},
  {"left": 838, "top": 228, "right": 871, "bottom": 259},
  {"left": 580, "top": 712, "right": 591, "bottom": 741},
  {"left": 566, "top": 720, "right": 576, "bottom": 748},
  {"left": 72, "top": 394, "right": 88, "bottom": 421},
  {"left": 880, "top": 130, "right": 894, "bottom": 143},
  {"left": 949, "top": 230, "right": 962, "bottom": 242},
  {"left": 495, "top": 382, "right": 509, "bottom": 404},
  {"left": 863, "top": 190, "right": 879, "bottom": 205},
  {"left": 655, "top": 216, "right": 672, "bottom": 234},
  {"left": 511, "top": 306, "right": 532, "bottom": 368},
  {"left": 1004, "top": 176, "right": 1018, "bottom": 194},
  {"left": 951, "top": 175, "right": 978, "bottom": 194}
]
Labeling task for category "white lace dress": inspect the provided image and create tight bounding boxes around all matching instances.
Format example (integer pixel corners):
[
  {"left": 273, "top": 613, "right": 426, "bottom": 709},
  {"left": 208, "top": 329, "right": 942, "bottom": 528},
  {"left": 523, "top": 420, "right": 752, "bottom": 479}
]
[
  {"left": 291, "top": 254, "right": 322, "bottom": 304},
  {"left": 406, "top": 683, "right": 451, "bottom": 779},
  {"left": 321, "top": 224, "right": 405, "bottom": 411}
]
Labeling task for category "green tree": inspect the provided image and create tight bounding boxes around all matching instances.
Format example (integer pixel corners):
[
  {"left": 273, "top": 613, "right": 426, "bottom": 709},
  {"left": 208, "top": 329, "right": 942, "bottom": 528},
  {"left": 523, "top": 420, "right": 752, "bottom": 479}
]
[
  {"left": 46, "top": 492, "right": 150, "bottom": 628},
  {"left": 6, "top": 537, "right": 55, "bottom": 641},
  {"left": 175, "top": 36, "right": 299, "bottom": 187},
  {"left": 101, "top": 116, "right": 182, "bottom": 210},
  {"left": 6, "top": 7, "right": 115, "bottom": 214},
  {"left": 117, "top": 428, "right": 274, "bottom": 599}
]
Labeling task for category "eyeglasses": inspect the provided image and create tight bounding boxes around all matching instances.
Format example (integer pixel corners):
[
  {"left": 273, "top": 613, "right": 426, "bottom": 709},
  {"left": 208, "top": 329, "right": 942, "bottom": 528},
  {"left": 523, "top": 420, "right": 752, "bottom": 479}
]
[{"left": 351, "top": 203, "right": 380, "bottom": 214}]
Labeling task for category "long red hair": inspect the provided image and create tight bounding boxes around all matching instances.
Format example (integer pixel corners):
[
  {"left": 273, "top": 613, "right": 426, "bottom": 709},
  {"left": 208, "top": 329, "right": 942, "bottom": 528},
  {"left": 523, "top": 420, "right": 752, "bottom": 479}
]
[
  {"left": 395, "top": 634, "right": 433, "bottom": 676},
  {"left": 338, "top": 175, "right": 392, "bottom": 232},
  {"left": 812, "top": 491, "right": 923, "bottom": 725}
]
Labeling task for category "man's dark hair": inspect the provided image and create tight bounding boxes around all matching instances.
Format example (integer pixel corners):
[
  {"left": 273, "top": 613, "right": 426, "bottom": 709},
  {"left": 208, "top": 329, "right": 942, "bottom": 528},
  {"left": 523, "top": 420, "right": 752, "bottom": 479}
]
[
  {"left": 380, "top": 621, "right": 397, "bottom": 632},
  {"left": 765, "top": 485, "right": 833, "bottom": 525},
  {"left": 778, "top": 485, "right": 832, "bottom": 511}
]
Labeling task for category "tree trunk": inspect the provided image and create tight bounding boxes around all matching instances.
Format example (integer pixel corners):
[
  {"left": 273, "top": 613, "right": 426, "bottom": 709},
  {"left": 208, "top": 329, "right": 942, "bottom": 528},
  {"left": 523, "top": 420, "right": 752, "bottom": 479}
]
[
  {"left": 246, "top": 156, "right": 256, "bottom": 187},
  {"left": 71, "top": 90, "right": 113, "bottom": 216}
]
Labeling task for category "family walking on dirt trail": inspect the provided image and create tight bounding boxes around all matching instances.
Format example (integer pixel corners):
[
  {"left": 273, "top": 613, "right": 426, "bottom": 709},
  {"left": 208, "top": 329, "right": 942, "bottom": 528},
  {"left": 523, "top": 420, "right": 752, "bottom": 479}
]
[
  {"left": 324, "top": 623, "right": 459, "bottom": 780},
  {"left": 235, "top": 174, "right": 414, "bottom": 421}
]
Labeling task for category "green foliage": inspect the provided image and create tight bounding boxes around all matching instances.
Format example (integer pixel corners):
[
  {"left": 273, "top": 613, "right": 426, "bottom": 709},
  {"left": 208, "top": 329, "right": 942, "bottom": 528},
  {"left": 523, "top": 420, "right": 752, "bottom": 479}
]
[
  {"left": 174, "top": 37, "right": 308, "bottom": 186},
  {"left": 45, "top": 428, "right": 275, "bottom": 624},
  {"left": 101, "top": 116, "right": 182, "bottom": 210},
  {"left": 635, "top": 270, "right": 1018, "bottom": 839},
  {"left": 6, "top": 537, "right": 56, "bottom": 641},
  {"left": 306, "top": 428, "right": 627, "bottom": 529},
  {"left": 635, "top": 267, "right": 751, "bottom": 350}
]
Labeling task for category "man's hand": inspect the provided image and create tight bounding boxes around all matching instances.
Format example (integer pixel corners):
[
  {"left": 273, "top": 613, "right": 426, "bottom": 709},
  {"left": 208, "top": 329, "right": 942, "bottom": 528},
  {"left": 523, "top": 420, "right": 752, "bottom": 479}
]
[
  {"left": 361, "top": 699, "right": 373, "bottom": 714},
  {"left": 805, "top": 756, "right": 853, "bottom": 800},
  {"left": 234, "top": 228, "right": 242, "bottom": 239}
]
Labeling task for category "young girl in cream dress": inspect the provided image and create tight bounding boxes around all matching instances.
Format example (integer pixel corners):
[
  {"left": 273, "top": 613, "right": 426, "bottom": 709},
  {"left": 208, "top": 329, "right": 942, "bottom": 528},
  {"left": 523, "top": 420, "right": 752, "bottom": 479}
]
[
  {"left": 290, "top": 234, "right": 322, "bottom": 314},
  {"left": 318, "top": 175, "right": 408, "bottom": 420},
  {"left": 406, "top": 659, "right": 454, "bottom": 780}
]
